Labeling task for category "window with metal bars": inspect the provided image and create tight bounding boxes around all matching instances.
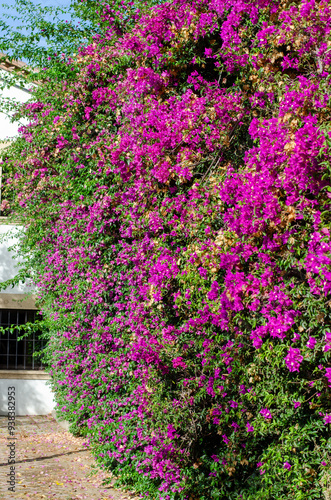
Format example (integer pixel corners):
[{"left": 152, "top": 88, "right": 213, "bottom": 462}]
[{"left": 0, "top": 309, "right": 45, "bottom": 370}]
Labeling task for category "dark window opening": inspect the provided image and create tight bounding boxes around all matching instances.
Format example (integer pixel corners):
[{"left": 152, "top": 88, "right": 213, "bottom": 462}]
[{"left": 0, "top": 309, "right": 45, "bottom": 370}]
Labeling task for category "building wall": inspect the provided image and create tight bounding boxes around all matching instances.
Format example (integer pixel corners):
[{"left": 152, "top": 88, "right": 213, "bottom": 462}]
[
  {"left": 0, "top": 372, "right": 54, "bottom": 416},
  {"left": 0, "top": 222, "right": 55, "bottom": 415},
  {"left": 0, "top": 223, "right": 32, "bottom": 294},
  {"left": 0, "top": 67, "right": 32, "bottom": 142},
  {"left": 0, "top": 65, "right": 55, "bottom": 416}
]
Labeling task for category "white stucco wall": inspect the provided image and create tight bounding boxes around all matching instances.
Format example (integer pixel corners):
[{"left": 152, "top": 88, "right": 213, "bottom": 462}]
[
  {"left": 0, "top": 224, "right": 32, "bottom": 293},
  {"left": 0, "top": 378, "right": 54, "bottom": 415},
  {"left": 0, "top": 66, "right": 35, "bottom": 293},
  {"left": 0, "top": 68, "right": 32, "bottom": 141},
  {"left": 0, "top": 65, "right": 50, "bottom": 417}
]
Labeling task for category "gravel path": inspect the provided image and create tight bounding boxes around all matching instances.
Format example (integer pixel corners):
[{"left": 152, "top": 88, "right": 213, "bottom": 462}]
[{"left": 0, "top": 415, "right": 138, "bottom": 500}]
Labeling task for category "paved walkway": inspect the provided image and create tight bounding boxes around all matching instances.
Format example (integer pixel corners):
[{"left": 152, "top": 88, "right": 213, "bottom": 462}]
[{"left": 0, "top": 415, "right": 138, "bottom": 500}]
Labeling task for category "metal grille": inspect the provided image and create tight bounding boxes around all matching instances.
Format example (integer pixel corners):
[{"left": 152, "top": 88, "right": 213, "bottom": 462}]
[{"left": 0, "top": 309, "right": 45, "bottom": 370}]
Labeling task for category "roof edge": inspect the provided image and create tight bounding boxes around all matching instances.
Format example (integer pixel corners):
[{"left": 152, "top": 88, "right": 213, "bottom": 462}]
[{"left": 0, "top": 53, "right": 27, "bottom": 73}]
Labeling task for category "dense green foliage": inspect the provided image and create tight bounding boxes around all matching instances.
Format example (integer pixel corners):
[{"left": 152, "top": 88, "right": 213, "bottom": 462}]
[{"left": 2, "top": 0, "right": 331, "bottom": 498}]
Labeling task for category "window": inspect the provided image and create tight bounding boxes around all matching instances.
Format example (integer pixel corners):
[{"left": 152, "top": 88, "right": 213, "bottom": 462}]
[{"left": 0, "top": 309, "right": 45, "bottom": 370}]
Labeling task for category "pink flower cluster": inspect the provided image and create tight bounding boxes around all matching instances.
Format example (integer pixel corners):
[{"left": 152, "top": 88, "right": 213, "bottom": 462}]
[{"left": 284, "top": 348, "right": 304, "bottom": 372}]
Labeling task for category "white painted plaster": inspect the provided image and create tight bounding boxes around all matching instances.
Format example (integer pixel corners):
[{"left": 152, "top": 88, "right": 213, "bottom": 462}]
[
  {"left": 0, "top": 379, "right": 55, "bottom": 415},
  {"left": 0, "top": 225, "right": 33, "bottom": 293},
  {"left": 0, "top": 68, "right": 32, "bottom": 141},
  {"left": 0, "top": 67, "right": 47, "bottom": 417}
]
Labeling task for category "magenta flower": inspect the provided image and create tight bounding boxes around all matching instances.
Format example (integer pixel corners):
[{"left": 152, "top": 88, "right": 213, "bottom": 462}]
[
  {"left": 324, "top": 332, "right": 331, "bottom": 352},
  {"left": 222, "top": 434, "right": 230, "bottom": 445},
  {"left": 321, "top": 461, "right": 327, "bottom": 466},
  {"left": 246, "top": 422, "right": 254, "bottom": 432},
  {"left": 172, "top": 357, "right": 187, "bottom": 370},
  {"left": 166, "top": 424, "right": 178, "bottom": 439},
  {"left": 260, "top": 408, "right": 272, "bottom": 420},
  {"left": 207, "top": 281, "right": 220, "bottom": 300},
  {"left": 284, "top": 347, "right": 303, "bottom": 372},
  {"left": 256, "top": 461, "right": 265, "bottom": 473},
  {"left": 204, "top": 48, "right": 213, "bottom": 58},
  {"left": 325, "top": 368, "right": 331, "bottom": 387},
  {"left": 293, "top": 401, "right": 301, "bottom": 409},
  {"left": 323, "top": 414, "right": 331, "bottom": 424},
  {"left": 283, "top": 462, "right": 291, "bottom": 470},
  {"left": 231, "top": 421, "right": 240, "bottom": 431},
  {"left": 306, "top": 336, "right": 316, "bottom": 349}
]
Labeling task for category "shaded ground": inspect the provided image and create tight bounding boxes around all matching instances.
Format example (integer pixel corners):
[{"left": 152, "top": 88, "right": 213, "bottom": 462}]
[{"left": 0, "top": 415, "right": 138, "bottom": 500}]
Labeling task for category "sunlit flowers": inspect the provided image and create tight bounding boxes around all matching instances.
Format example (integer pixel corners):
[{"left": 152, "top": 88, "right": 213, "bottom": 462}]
[
  {"left": 260, "top": 408, "right": 272, "bottom": 420},
  {"left": 306, "top": 336, "right": 316, "bottom": 349},
  {"left": 284, "top": 347, "right": 303, "bottom": 372}
]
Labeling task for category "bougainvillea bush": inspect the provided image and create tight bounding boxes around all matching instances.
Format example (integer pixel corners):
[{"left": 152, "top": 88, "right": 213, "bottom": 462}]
[{"left": 3, "top": 0, "right": 331, "bottom": 498}]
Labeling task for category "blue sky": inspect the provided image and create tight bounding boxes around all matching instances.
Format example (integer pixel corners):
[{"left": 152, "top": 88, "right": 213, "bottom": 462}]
[
  {"left": 0, "top": 0, "right": 85, "bottom": 62},
  {"left": 1, "top": 0, "right": 72, "bottom": 28}
]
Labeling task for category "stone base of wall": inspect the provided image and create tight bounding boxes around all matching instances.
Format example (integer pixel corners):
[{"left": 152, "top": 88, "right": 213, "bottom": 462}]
[{"left": 51, "top": 409, "right": 70, "bottom": 431}]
